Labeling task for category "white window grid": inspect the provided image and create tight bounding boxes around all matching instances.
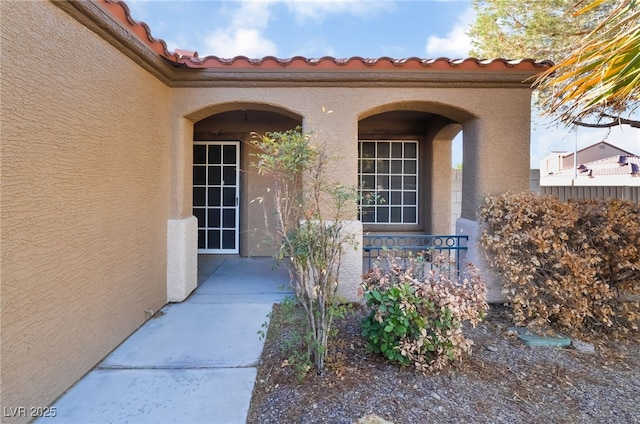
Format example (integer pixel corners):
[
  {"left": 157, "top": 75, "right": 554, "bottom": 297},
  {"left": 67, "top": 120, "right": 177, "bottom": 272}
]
[{"left": 358, "top": 140, "right": 418, "bottom": 224}]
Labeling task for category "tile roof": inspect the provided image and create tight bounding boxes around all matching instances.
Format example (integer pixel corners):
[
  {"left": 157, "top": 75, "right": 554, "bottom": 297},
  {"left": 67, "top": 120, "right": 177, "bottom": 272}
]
[
  {"left": 559, "top": 141, "right": 637, "bottom": 159},
  {"left": 100, "top": 0, "right": 553, "bottom": 72},
  {"left": 555, "top": 155, "right": 640, "bottom": 178}
]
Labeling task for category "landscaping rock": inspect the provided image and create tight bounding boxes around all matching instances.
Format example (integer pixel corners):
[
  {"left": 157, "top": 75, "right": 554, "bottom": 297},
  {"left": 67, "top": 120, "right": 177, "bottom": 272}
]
[
  {"left": 355, "top": 414, "right": 394, "bottom": 424},
  {"left": 572, "top": 339, "right": 596, "bottom": 354}
]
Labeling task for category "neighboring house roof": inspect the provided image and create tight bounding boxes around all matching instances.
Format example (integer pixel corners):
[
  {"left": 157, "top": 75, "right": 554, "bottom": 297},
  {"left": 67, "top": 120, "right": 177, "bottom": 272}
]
[
  {"left": 99, "top": 0, "right": 552, "bottom": 72},
  {"left": 580, "top": 156, "right": 640, "bottom": 177},
  {"left": 560, "top": 141, "right": 637, "bottom": 161},
  {"left": 550, "top": 155, "right": 640, "bottom": 178}
]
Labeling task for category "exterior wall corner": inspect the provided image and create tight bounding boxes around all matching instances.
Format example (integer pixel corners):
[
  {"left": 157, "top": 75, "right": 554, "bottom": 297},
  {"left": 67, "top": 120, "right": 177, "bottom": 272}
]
[
  {"left": 167, "top": 216, "right": 198, "bottom": 302},
  {"left": 456, "top": 217, "right": 506, "bottom": 303},
  {"left": 336, "top": 220, "right": 364, "bottom": 303}
]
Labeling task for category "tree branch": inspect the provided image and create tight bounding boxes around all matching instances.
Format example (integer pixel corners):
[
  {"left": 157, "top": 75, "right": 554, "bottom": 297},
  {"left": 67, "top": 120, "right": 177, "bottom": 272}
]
[{"left": 573, "top": 113, "right": 640, "bottom": 129}]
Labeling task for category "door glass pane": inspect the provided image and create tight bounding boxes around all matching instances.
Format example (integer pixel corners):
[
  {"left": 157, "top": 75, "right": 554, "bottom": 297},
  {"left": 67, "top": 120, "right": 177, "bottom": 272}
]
[
  {"left": 194, "top": 145, "right": 206, "bottom": 164},
  {"left": 198, "top": 230, "right": 205, "bottom": 249},
  {"left": 223, "top": 187, "right": 235, "bottom": 206},
  {"left": 222, "top": 230, "right": 235, "bottom": 249},
  {"left": 208, "top": 187, "right": 221, "bottom": 206},
  {"left": 193, "top": 166, "right": 206, "bottom": 185},
  {"left": 193, "top": 187, "right": 206, "bottom": 206},
  {"left": 208, "top": 208, "right": 221, "bottom": 228},
  {"left": 208, "top": 145, "right": 221, "bottom": 164},
  {"left": 222, "top": 209, "right": 235, "bottom": 228},
  {"left": 194, "top": 208, "right": 205, "bottom": 227},
  {"left": 222, "top": 166, "right": 236, "bottom": 185},
  {"left": 208, "top": 230, "right": 221, "bottom": 249},
  {"left": 208, "top": 166, "right": 221, "bottom": 185},
  {"left": 223, "top": 145, "right": 237, "bottom": 164}
]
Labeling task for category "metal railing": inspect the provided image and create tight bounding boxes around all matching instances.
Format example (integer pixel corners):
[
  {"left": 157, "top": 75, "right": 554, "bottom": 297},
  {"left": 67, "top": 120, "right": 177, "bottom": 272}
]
[{"left": 363, "top": 234, "right": 469, "bottom": 272}]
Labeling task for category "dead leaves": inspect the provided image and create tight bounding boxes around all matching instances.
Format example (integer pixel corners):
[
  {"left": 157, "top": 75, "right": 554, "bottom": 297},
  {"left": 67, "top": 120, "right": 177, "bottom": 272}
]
[{"left": 479, "top": 193, "right": 640, "bottom": 338}]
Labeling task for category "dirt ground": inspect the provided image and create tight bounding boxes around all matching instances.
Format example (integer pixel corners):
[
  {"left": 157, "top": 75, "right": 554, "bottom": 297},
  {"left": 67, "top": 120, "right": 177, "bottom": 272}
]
[{"left": 247, "top": 303, "right": 640, "bottom": 424}]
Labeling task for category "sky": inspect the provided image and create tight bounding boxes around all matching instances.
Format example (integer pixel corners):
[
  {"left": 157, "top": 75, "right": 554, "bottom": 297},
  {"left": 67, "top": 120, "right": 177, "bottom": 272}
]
[{"left": 125, "top": 0, "right": 640, "bottom": 167}]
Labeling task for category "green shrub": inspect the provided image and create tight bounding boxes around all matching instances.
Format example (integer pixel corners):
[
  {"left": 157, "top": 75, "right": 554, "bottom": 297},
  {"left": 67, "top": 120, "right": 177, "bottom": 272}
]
[
  {"left": 251, "top": 127, "right": 358, "bottom": 374},
  {"left": 362, "top": 253, "right": 488, "bottom": 372},
  {"left": 479, "top": 192, "right": 640, "bottom": 336}
]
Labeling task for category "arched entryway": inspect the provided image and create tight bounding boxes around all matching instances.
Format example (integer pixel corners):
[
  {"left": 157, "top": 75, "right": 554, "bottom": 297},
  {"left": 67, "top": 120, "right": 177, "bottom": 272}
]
[
  {"left": 192, "top": 106, "right": 302, "bottom": 257},
  {"left": 357, "top": 106, "right": 469, "bottom": 236}
]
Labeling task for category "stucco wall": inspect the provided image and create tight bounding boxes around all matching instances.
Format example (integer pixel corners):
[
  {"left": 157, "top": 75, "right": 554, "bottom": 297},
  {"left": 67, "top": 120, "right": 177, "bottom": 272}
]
[
  {"left": 174, "top": 85, "right": 533, "bottom": 253},
  {"left": 1, "top": 2, "right": 171, "bottom": 420}
]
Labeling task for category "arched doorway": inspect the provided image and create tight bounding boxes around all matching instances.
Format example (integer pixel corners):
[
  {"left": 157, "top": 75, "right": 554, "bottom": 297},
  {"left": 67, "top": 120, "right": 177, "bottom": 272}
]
[
  {"left": 192, "top": 108, "right": 302, "bottom": 256},
  {"left": 358, "top": 109, "right": 463, "bottom": 235}
]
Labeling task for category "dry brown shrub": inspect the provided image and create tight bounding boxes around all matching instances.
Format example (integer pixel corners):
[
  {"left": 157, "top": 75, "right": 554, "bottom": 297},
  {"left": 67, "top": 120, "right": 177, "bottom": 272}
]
[{"left": 479, "top": 192, "right": 640, "bottom": 337}]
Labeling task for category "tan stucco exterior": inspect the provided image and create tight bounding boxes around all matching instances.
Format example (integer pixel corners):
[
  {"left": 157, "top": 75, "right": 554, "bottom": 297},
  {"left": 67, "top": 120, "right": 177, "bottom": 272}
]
[
  {"left": 1, "top": 1, "right": 171, "bottom": 420},
  {"left": 175, "top": 86, "right": 532, "bottom": 231},
  {"left": 1, "top": 1, "right": 545, "bottom": 419}
]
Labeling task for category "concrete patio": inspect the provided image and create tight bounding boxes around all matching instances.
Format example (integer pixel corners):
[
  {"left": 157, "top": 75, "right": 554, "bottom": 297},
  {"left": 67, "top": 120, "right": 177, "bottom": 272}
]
[{"left": 36, "top": 256, "right": 291, "bottom": 424}]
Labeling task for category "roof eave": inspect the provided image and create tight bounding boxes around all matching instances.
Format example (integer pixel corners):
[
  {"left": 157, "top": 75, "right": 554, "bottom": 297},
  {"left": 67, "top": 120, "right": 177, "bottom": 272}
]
[
  {"left": 69, "top": 0, "right": 551, "bottom": 88},
  {"left": 53, "top": 0, "right": 176, "bottom": 85}
]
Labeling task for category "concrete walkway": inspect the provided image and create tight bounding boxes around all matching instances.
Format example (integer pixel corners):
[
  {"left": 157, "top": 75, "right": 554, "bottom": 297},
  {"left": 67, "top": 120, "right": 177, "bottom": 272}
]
[{"left": 37, "top": 257, "right": 291, "bottom": 424}]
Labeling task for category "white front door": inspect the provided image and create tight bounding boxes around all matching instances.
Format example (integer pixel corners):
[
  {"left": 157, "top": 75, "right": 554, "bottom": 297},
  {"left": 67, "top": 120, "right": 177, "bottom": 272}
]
[{"left": 193, "top": 141, "right": 240, "bottom": 254}]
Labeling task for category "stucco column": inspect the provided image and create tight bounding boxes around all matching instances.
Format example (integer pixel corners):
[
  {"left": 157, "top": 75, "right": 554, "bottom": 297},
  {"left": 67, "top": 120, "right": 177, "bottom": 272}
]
[
  {"left": 167, "top": 117, "right": 198, "bottom": 302},
  {"left": 302, "top": 111, "right": 363, "bottom": 302},
  {"left": 459, "top": 90, "right": 531, "bottom": 303},
  {"left": 461, "top": 93, "right": 531, "bottom": 218},
  {"left": 429, "top": 123, "right": 460, "bottom": 234}
]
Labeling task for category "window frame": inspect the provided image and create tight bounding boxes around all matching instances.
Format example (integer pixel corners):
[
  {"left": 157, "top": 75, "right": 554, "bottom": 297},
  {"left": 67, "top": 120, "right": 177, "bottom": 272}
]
[{"left": 358, "top": 139, "right": 421, "bottom": 230}]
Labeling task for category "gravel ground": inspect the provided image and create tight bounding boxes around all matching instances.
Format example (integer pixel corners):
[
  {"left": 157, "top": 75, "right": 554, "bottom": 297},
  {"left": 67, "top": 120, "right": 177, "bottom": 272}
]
[{"left": 247, "top": 304, "right": 640, "bottom": 424}]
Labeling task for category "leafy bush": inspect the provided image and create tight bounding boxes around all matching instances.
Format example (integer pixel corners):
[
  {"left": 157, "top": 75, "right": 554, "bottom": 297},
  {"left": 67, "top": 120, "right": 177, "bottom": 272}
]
[
  {"left": 251, "top": 127, "right": 358, "bottom": 374},
  {"left": 479, "top": 192, "right": 640, "bottom": 336},
  {"left": 362, "top": 254, "right": 488, "bottom": 372}
]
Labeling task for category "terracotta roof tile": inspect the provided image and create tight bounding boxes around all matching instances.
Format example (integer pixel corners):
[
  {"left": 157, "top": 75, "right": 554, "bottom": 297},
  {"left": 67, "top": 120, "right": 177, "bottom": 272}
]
[
  {"left": 101, "top": 0, "right": 179, "bottom": 61},
  {"left": 555, "top": 155, "right": 640, "bottom": 178},
  {"left": 100, "top": 0, "right": 553, "bottom": 72},
  {"left": 175, "top": 55, "right": 551, "bottom": 70}
]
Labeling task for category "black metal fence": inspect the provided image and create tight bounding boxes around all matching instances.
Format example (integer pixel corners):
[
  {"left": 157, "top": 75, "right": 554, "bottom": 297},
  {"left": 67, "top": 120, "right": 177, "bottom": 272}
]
[{"left": 363, "top": 234, "right": 469, "bottom": 271}]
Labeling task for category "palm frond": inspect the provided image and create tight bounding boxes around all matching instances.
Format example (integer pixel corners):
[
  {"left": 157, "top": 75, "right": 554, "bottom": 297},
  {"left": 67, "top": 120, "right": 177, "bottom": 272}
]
[{"left": 535, "top": 0, "right": 640, "bottom": 124}]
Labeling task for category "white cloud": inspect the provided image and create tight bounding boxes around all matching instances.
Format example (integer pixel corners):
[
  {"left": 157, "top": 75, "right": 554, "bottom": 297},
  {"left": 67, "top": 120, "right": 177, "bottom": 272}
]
[
  {"left": 283, "top": 0, "right": 394, "bottom": 22},
  {"left": 203, "top": 1, "right": 278, "bottom": 58},
  {"left": 293, "top": 39, "right": 337, "bottom": 57},
  {"left": 425, "top": 7, "right": 474, "bottom": 58},
  {"left": 202, "top": 0, "right": 393, "bottom": 58},
  {"left": 205, "top": 28, "right": 278, "bottom": 58}
]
